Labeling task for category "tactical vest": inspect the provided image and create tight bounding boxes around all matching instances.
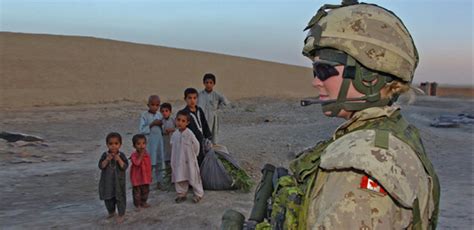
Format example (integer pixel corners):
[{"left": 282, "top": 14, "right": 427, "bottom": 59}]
[{"left": 257, "top": 111, "right": 440, "bottom": 230}]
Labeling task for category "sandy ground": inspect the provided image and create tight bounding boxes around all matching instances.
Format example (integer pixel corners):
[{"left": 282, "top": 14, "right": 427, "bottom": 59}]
[
  {"left": 0, "top": 32, "right": 313, "bottom": 108},
  {"left": 0, "top": 96, "right": 473, "bottom": 229}
]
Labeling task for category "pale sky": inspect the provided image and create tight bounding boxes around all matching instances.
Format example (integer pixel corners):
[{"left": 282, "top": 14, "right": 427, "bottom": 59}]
[{"left": 1, "top": 0, "right": 472, "bottom": 85}]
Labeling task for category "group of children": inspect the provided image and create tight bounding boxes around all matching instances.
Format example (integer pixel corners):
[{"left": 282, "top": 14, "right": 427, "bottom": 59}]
[{"left": 98, "top": 73, "right": 229, "bottom": 223}]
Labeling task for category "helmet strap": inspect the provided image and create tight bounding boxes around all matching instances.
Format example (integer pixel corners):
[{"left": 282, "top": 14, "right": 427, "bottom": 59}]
[{"left": 322, "top": 55, "right": 392, "bottom": 117}]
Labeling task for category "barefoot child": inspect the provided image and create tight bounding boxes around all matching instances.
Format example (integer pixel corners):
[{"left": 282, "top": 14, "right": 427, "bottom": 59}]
[
  {"left": 180, "top": 88, "right": 212, "bottom": 166},
  {"left": 98, "top": 132, "right": 128, "bottom": 223},
  {"left": 171, "top": 110, "right": 204, "bottom": 203},
  {"left": 198, "top": 73, "right": 229, "bottom": 144},
  {"left": 160, "top": 103, "right": 175, "bottom": 187},
  {"left": 130, "top": 134, "right": 152, "bottom": 210},
  {"left": 139, "top": 95, "right": 165, "bottom": 189}
]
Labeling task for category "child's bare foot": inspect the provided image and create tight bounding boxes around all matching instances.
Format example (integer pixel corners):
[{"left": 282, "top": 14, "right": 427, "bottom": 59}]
[
  {"left": 116, "top": 215, "right": 124, "bottom": 224},
  {"left": 156, "top": 183, "right": 163, "bottom": 190},
  {"left": 107, "top": 212, "right": 115, "bottom": 219},
  {"left": 192, "top": 195, "right": 202, "bottom": 203},
  {"left": 141, "top": 203, "right": 151, "bottom": 208},
  {"left": 174, "top": 196, "right": 187, "bottom": 203}
]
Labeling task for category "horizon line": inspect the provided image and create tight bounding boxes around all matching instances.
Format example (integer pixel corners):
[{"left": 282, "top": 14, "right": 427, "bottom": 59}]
[{"left": 1, "top": 30, "right": 472, "bottom": 88}]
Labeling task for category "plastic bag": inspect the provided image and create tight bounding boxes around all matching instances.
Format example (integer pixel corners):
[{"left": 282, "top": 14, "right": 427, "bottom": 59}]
[
  {"left": 200, "top": 148, "right": 234, "bottom": 190},
  {"left": 200, "top": 145, "right": 253, "bottom": 191}
]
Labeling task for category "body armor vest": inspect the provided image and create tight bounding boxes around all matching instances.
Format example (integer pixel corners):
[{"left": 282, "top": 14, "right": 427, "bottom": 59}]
[{"left": 258, "top": 111, "right": 440, "bottom": 230}]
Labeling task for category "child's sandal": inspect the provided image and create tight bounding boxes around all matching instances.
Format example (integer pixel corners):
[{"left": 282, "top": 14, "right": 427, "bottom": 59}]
[
  {"left": 175, "top": 196, "right": 187, "bottom": 203},
  {"left": 192, "top": 196, "right": 202, "bottom": 203}
]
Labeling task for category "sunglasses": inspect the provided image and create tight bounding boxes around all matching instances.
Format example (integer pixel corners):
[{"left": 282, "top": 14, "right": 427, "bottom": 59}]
[{"left": 312, "top": 62, "right": 340, "bottom": 81}]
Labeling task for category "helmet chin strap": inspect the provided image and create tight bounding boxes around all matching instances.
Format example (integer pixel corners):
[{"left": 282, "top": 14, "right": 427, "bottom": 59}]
[{"left": 321, "top": 56, "right": 392, "bottom": 117}]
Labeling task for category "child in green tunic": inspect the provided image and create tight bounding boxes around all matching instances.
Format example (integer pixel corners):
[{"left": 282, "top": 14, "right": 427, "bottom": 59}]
[{"left": 98, "top": 132, "right": 129, "bottom": 224}]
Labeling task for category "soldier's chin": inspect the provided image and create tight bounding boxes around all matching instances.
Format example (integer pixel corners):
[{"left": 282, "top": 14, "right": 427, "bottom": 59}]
[
  {"left": 323, "top": 111, "right": 332, "bottom": 117},
  {"left": 323, "top": 110, "right": 345, "bottom": 118}
]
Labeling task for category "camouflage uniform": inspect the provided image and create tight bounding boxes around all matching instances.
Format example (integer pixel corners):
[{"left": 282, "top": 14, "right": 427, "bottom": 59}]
[
  {"left": 306, "top": 106, "right": 435, "bottom": 229},
  {"left": 298, "top": 4, "right": 439, "bottom": 227},
  {"left": 267, "top": 2, "right": 439, "bottom": 229},
  {"left": 223, "top": 2, "right": 440, "bottom": 230}
]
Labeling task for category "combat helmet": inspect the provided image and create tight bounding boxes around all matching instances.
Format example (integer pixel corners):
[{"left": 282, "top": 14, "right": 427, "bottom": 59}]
[{"left": 303, "top": 0, "right": 419, "bottom": 116}]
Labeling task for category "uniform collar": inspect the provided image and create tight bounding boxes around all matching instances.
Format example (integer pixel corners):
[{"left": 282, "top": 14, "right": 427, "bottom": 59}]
[{"left": 333, "top": 106, "right": 400, "bottom": 139}]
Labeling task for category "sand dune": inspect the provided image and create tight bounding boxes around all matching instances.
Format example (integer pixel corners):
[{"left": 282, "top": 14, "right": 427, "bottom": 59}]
[{"left": 0, "top": 32, "right": 314, "bottom": 108}]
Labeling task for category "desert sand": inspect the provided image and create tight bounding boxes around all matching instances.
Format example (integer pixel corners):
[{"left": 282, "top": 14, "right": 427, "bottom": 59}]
[
  {"left": 1, "top": 97, "right": 473, "bottom": 229},
  {"left": 0, "top": 33, "right": 473, "bottom": 229},
  {"left": 0, "top": 32, "right": 313, "bottom": 108}
]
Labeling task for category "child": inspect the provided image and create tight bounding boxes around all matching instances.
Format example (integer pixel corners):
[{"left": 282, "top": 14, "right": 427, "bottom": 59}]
[
  {"left": 179, "top": 88, "right": 212, "bottom": 166},
  {"left": 171, "top": 110, "right": 204, "bottom": 203},
  {"left": 130, "top": 134, "right": 152, "bottom": 210},
  {"left": 98, "top": 132, "right": 128, "bottom": 223},
  {"left": 160, "top": 103, "right": 175, "bottom": 187},
  {"left": 198, "top": 73, "right": 229, "bottom": 144},
  {"left": 139, "top": 95, "right": 165, "bottom": 189}
]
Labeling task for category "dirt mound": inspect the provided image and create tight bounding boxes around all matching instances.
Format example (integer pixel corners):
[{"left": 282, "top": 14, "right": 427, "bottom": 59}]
[{"left": 0, "top": 32, "right": 314, "bottom": 108}]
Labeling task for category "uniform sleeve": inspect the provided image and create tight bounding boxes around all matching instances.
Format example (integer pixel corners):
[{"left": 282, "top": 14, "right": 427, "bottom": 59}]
[
  {"left": 306, "top": 170, "right": 412, "bottom": 229},
  {"left": 320, "top": 130, "right": 430, "bottom": 208},
  {"left": 139, "top": 113, "right": 150, "bottom": 134},
  {"left": 310, "top": 129, "right": 432, "bottom": 229}
]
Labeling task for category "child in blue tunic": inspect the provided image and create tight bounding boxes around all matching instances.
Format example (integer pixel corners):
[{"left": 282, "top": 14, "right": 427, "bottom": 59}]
[
  {"left": 198, "top": 73, "right": 229, "bottom": 144},
  {"left": 160, "top": 102, "right": 175, "bottom": 188},
  {"left": 139, "top": 95, "right": 165, "bottom": 189}
]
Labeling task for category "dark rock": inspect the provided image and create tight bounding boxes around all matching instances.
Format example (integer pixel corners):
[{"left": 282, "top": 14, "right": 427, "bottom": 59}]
[
  {"left": 0, "top": 132, "right": 44, "bottom": 142},
  {"left": 430, "top": 122, "right": 460, "bottom": 128},
  {"left": 431, "top": 114, "right": 474, "bottom": 128}
]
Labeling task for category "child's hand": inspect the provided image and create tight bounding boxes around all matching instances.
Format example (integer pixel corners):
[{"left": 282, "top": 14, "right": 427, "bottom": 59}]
[
  {"left": 151, "top": 119, "right": 162, "bottom": 127},
  {"left": 113, "top": 153, "right": 121, "bottom": 161},
  {"left": 106, "top": 153, "right": 114, "bottom": 161}
]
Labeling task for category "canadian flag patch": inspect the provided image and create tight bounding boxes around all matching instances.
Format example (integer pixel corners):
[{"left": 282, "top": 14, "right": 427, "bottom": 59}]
[{"left": 360, "top": 175, "right": 387, "bottom": 196}]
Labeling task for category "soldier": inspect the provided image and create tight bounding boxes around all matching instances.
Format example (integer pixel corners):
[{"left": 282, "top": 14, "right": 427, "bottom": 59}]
[{"left": 222, "top": 1, "right": 440, "bottom": 230}]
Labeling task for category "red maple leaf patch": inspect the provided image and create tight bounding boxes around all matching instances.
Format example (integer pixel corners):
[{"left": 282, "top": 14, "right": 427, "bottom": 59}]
[{"left": 360, "top": 175, "right": 387, "bottom": 195}]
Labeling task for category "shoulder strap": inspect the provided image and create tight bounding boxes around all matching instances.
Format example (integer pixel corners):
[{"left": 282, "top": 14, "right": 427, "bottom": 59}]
[
  {"left": 349, "top": 112, "right": 440, "bottom": 229},
  {"left": 290, "top": 140, "right": 334, "bottom": 182}
]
